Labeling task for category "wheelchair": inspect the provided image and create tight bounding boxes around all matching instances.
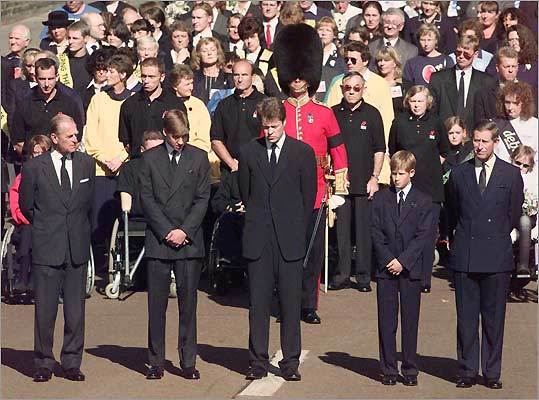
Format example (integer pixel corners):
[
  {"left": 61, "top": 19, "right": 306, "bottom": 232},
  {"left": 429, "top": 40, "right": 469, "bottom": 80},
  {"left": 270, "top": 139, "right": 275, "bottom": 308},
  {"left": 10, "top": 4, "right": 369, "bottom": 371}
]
[
  {"left": 106, "top": 192, "right": 176, "bottom": 300},
  {"left": 1, "top": 219, "right": 95, "bottom": 303},
  {"left": 509, "top": 233, "right": 538, "bottom": 299},
  {"left": 207, "top": 210, "right": 247, "bottom": 295}
]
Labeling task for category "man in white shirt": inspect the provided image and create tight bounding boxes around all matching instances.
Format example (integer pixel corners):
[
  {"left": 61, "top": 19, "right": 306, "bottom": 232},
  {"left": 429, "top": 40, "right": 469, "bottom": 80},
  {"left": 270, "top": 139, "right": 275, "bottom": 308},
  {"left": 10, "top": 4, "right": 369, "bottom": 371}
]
[
  {"left": 331, "top": 1, "right": 361, "bottom": 38},
  {"left": 261, "top": 1, "right": 282, "bottom": 50}
]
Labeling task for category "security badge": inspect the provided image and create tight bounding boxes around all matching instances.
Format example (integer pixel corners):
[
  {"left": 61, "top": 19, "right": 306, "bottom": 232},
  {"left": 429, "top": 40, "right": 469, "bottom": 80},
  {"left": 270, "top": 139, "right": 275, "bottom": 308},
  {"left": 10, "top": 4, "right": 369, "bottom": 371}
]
[
  {"left": 428, "top": 130, "right": 437, "bottom": 140},
  {"left": 307, "top": 113, "right": 314, "bottom": 124},
  {"left": 360, "top": 120, "right": 367, "bottom": 130}
]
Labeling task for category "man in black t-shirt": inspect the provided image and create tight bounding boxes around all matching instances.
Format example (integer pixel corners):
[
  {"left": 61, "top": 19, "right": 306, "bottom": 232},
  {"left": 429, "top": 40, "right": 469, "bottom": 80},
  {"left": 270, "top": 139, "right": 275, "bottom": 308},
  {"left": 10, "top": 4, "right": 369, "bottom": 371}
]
[{"left": 67, "top": 21, "right": 91, "bottom": 98}]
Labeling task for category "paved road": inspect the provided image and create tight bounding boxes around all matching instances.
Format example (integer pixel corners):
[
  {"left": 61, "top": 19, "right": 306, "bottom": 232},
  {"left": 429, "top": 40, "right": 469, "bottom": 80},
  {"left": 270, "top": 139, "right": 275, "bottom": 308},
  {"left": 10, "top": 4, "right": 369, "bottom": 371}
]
[{"left": 1, "top": 266, "right": 537, "bottom": 399}]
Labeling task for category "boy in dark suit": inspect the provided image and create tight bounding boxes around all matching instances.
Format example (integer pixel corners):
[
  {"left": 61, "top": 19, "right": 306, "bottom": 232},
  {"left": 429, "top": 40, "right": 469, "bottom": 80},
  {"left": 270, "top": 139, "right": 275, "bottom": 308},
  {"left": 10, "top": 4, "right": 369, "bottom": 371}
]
[
  {"left": 371, "top": 150, "right": 434, "bottom": 386},
  {"left": 139, "top": 110, "right": 210, "bottom": 381}
]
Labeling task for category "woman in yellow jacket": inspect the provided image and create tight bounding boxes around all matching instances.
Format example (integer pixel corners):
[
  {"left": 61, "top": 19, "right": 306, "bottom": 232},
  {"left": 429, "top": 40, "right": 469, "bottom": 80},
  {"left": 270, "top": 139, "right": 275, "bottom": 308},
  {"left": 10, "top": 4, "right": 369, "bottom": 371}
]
[{"left": 83, "top": 52, "right": 134, "bottom": 266}]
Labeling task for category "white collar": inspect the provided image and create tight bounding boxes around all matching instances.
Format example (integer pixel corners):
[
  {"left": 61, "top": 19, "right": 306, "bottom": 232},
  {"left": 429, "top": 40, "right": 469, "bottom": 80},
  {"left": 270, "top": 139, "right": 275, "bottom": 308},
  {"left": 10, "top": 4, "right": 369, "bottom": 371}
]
[
  {"left": 306, "top": 3, "right": 318, "bottom": 14},
  {"left": 51, "top": 150, "right": 72, "bottom": 161},
  {"left": 264, "top": 15, "right": 279, "bottom": 28},
  {"left": 165, "top": 142, "right": 182, "bottom": 156},
  {"left": 396, "top": 182, "right": 412, "bottom": 198},
  {"left": 475, "top": 154, "right": 496, "bottom": 169}
]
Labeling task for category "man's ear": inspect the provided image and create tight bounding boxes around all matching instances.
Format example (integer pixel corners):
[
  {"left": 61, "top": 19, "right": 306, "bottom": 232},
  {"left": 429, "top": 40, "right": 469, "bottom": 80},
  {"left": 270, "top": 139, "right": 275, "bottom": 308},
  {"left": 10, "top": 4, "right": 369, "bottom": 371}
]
[
  {"left": 160, "top": 72, "right": 165, "bottom": 83},
  {"left": 409, "top": 168, "right": 416, "bottom": 178}
]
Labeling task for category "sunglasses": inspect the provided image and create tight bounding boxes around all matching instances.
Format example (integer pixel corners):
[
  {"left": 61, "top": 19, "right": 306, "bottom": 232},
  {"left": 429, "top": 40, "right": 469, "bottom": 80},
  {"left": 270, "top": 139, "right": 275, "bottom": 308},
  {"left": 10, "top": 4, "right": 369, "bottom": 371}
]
[
  {"left": 342, "top": 84, "right": 363, "bottom": 92},
  {"left": 514, "top": 160, "right": 531, "bottom": 168},
  {"left": 344, "top": 57, "right": 358, "bottom": 65},
  {"left": 455, "top": 49, "right": 474, "bottom": 59}
]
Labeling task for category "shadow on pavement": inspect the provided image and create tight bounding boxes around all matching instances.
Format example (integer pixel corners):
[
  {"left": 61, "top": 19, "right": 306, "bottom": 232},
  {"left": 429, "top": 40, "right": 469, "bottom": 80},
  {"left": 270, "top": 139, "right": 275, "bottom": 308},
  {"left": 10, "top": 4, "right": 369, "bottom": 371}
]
[
  {"left": 198, "top": 343, "right": 248, "bottom": 375},
  {"left": 85, "top": 345, "right": 147, "bottom": 376},
  {"left": 319, "top": 352, "right": 380, "bottom": 382},
  {"left": 1, "top": 348, "right": 34, "bottom": 378},
  {"left": 415, "top": 353, "right": 459, "bottom": 383}
]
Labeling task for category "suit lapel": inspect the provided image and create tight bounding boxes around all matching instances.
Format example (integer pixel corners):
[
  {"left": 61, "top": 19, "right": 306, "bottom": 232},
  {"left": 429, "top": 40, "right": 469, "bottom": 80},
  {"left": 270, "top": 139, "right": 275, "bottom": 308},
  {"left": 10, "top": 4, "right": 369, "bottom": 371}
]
[
  {"left": 168, "top": 144, "right": 194, "bottom": 200},
  {"left": 397, "top": 187, "right": 417, "bottom": 226},
  {"left": 481, "top": 157, "right": 502, "bottom": 200},
  {"left": 465, "top": 70, "right": 481, "bottom": 121},
  {"left": 156, "top": 144, "right": 173, "bottom": 188},
  {"left": 444, "top": 68, "right": 458, "bottom": 114},
  {"left": 69, "top": 152, "right": 82, "bottom": 206},
  {"left": 255, "top": 139, "right": 273, "bottom": 186},
  {"left": 271, "top": 137, "right": 290, "bottom": 185},
  {"left": 43, "top": 153, "right": 69, "bottom": 208},
  {"left": 463, "top": 159, "right": 482, "bottom": 205}
]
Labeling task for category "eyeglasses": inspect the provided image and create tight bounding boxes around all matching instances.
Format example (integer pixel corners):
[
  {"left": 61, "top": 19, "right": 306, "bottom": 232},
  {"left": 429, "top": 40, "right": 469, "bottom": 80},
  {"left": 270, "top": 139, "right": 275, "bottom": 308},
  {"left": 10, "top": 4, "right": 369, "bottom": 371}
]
[
  {"left": 342, "top": 84, "right": 363, "bottom": 92},
  {"left": 344, "top": 57, "right": 358, "bottom": 65},
  {"left": 455, "top": 49, "right": 475, "bottom": 59},
  {"left": 514, "top": 160, "right": 531, "bottom": 168}
]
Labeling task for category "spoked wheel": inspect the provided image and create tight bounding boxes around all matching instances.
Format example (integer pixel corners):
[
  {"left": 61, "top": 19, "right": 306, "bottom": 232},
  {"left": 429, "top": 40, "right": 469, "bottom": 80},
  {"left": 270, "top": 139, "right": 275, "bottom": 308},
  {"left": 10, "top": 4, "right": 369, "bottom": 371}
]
[{"left": 105, "top": 282, "right": 120, "bottom": 299}]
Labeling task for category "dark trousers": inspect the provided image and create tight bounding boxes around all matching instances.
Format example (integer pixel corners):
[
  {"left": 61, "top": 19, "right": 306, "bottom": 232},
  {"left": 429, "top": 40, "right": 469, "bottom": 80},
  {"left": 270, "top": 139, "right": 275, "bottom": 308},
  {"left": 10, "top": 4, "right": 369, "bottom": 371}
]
[
  {"left": 248, "top": 228, "right": 302, "bottom": 371},
  {"left": 91, "top": 176, "right": 120, "bottom": 245},
  {"left": 302, "top": 208, "right": 326, "bottom": 311},
  {"left": 12, "top": 224, "right": 32, "bottom": 289},
  {"left": 33, "top": 249, "right": 87, "bottom": 371},
  {"left": 334, "top": 195, "right": 372, "bottom": 287},
  {"left": 377, "top": 274, "right": 422, "bottom": 377},
  {"left": 421, "top": 202, "right": 441, "bottom": 289},
  {"left": 454, "top": 271, "right": 511, "bottom": 381},
  {"left": 147, "top": 258, "right": 201, "bottom": 369}
]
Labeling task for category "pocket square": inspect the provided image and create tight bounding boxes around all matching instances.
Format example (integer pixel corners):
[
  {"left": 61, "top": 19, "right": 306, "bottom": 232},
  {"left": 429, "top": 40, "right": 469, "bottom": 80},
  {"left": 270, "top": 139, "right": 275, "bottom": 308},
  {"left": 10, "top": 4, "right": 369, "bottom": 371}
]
[{"left": 80, "top": 178, "right": 90, "bottom": 183}]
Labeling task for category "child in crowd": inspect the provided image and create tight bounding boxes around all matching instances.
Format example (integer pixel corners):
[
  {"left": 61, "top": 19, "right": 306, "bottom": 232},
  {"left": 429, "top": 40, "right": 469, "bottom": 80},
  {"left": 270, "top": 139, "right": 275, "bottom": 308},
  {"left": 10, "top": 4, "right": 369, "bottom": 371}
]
[
  {"left": 442, "top": 116, "right": 474, "bottom": 178},
  {"left": 371, "top": 151, "right": 434, "bottom": 386},
  {"left": 8, "top": 135, "right": 52, "bottom": 298},
  {"left": 510, "top": 145, "right": 538, "bottom": 275}
]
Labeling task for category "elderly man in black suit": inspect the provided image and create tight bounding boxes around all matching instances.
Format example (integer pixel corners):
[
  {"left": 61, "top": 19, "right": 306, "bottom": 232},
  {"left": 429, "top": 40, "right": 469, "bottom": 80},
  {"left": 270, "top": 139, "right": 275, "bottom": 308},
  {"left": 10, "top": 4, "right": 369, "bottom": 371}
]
[
  {"left": 20, "top": 113, "right": 96, "bottom": 383},
  {"left": 429, "top": 35, "right": 495, "bottom": 131},
  {"left": 446, "top": 120, "right": 524, "bottom": 390},
  {"left": 239, "top": 97, "right": 317, "bottom": 382},
  {"left": 139, "top": 109, "right": 210, "bottom": 381}
]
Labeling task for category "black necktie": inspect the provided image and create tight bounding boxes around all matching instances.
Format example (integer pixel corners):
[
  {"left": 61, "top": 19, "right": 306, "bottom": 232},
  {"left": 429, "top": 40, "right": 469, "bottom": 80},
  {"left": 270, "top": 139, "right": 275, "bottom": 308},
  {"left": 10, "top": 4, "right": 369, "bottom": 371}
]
[
  {"left": 478, "top": 163, "right": 487, "bottom": 194},
  {"left": 386, "top": 41, "right": 392, "bottom": 47},
  {"left": 60, "top": 156, "right": 71, "bottom": 196},
  {"left": 457, "top": 71, "right": 465, "bottom": 116},
  {"left": 269, "top": 143, "right": 277, "bottom": 178},
  {"left": 398, "top": 191, "right": 405, "bottom": 216},
  {"left": 170, "top": 150, "right": 179, "bottom": 168}
]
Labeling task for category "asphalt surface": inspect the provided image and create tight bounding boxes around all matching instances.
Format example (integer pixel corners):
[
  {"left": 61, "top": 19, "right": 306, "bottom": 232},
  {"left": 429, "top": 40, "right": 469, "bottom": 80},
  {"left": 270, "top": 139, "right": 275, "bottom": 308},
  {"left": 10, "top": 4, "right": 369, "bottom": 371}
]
[{"left": 1, "top": 265, "right": 537, "bottom": 399}]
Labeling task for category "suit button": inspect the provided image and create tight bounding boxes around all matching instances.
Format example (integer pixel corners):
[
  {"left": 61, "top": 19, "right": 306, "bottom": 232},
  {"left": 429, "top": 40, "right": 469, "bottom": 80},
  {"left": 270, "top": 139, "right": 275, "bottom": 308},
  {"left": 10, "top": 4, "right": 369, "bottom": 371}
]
[
  {"left": 487, "top": 236, "right": 491, "bottom": 240},
  {"left": 487, "top": 218, "right": 492, "bottom": 222},
  {"left": 471, "top": 236, "right": 474, "bottom": 239}
]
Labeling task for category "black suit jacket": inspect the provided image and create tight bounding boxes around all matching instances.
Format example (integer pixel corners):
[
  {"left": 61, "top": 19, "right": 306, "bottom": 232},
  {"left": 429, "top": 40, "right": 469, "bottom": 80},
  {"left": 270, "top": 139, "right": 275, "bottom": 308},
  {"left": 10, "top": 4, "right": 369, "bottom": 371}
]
[
  {"left": 371, "top": 186, "right": 434, "bottom": 280},
  {"left": 239, "top": 136, "right": 317, "bottom": 261},
  {"left": 446, "top": 157, "right": 524, "bottom": 273},
  {"left": 139, "top": 143, "right": 210, "bottom": 260},
  {"left": 19, "top": 151, "right": 96, "bottom": 266},
  {"left": 429, "top": 67, "right": 495, "bottom": 130},
  {"left": 473, "top": 79, "right": 499, "bottom": 124}
]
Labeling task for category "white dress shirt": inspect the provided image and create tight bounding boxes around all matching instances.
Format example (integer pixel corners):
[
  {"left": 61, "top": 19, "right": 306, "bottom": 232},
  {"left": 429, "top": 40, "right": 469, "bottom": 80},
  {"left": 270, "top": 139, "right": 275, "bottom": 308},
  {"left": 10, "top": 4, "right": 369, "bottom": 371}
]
[
  {"left": 51, "top": 150, "right": 73, "bottom": 188},
  {"left": 396, "top": 182, "right": 412, "bottom": 203},
  {"left": 246, "top": 47, "right": 262, "bottom": 65},
  {"left": 262, "top": 16, "right": 279, "bottom": 43},
  {"left": 192, "top": 27, "right": 213, "bottom": 48},
  {"left": 475, "top": 155, "right": 496, "bottom": 186},
  {"left": 332, "top": 4, "right": 362, "bottom": 33},
  {"left": 265, "top": 133, "right": 286, "bottom": 163},
  {"left": 166, "top": 142, "right": 182, "bottom": 164},
  {"left": 455, "top": 66, "right": 473, "bottom": 107}
]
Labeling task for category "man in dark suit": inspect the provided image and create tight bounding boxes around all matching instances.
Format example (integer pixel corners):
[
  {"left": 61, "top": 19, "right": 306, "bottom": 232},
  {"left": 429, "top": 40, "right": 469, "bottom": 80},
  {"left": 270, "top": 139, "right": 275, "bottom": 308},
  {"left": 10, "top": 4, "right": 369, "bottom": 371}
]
[
  {"left": 20, "top": 114, "right": 96, "bottom": 383},
  {"left": 429, "top": 35, "right": 495, "bottom": 131},
  {"left": 446, "top": 120, "right": 524, "bottom": 389},
  {"left": 371, "top": 150, "right": 434, "bottom": 386},
  {"left": 239, "top": 97, "right": 317, "bottom": 381},
  {"left": 139, "top": 109, "right": 210, "bottom": 381},
  {"left": 261, "top": 1, "right": 283, "bottom": 50}
]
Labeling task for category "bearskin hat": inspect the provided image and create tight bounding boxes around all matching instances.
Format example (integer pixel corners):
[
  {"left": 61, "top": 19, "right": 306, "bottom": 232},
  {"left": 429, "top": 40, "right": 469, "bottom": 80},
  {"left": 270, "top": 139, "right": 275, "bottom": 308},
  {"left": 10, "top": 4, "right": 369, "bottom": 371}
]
[{"left": 273, "top": 23, "right": 323, "bottom": 98}]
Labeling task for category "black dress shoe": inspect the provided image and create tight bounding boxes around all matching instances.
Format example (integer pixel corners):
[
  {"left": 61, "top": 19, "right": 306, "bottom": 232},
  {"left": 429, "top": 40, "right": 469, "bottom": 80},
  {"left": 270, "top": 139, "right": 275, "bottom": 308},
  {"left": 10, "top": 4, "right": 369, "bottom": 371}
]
[
  {"left": 301, "top": 310, "right": 321, "bottom": 324},
  {"left": 146, "top": 366, "right": 164, "bottom": 380},
  {"left": 357, "top": 285, "right": 372, "bottom": 293},
  {"left": 64, "top": 368, "right": 85, "bottom": 381},
  {"left": 281, "top": 368, "right": 301, "bottom": 381},
  {"left": 381, "top": 375, "right": 397, "bottom": 385},
  {"left": 456, "top": 377, "right": 476, "bottom": 388},
  {"left": 485, "top": 379, "right": 503, "bottom": 389},
  {"left": 402, "top": 375, "right": 418, "bottom": 386},
  {"left": 421, "top": 287, "right": 431, "bottom": 293},
  {"left": 180, "top": 367, "right": 200, "bottom": 380},
  {"left": 327, "top": 280, "right": 352, "bottom": 291},
  {"left": 245, "top": 367, "right": 268, "bottom": 380},
  {"left": 33, "top": 368, "right": 52, "bottom": 383}
]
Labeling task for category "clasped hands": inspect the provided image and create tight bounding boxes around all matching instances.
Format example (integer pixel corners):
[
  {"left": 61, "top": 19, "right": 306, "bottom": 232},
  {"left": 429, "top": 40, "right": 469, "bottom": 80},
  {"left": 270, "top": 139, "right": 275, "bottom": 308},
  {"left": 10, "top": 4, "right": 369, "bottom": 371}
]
[
  {"left": 386, "top": 258, "right": 403, "bottom": 275},
  {"left": 165, "top": 229, "right": 188, "bottom": 248},
  {"left": 104, "top": 157, "right": 123, "bottom": 173}
]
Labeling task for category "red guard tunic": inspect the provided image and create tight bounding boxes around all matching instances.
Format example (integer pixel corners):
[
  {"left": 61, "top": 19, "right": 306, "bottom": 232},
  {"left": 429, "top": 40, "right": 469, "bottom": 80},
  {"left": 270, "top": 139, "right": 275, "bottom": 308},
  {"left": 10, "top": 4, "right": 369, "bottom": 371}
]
[{"left": 284, "top": 94, "right": 348, "bottom": 208}]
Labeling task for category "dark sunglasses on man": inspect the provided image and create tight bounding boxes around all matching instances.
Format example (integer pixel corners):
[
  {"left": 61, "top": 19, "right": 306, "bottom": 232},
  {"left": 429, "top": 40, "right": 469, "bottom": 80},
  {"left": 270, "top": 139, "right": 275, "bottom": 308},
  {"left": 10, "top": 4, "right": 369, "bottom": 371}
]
[
  {"left": 514, "top": 160, "right": 531, "bottom": 169},
  {"left": 455, "top": 49, "right": 474, "bottom": 60},
  {"left": 341, "top": 84, "right": 363, "bottom": 92},
  {"left": 344, "top": 56, "right": 358, "bottom": 65}
]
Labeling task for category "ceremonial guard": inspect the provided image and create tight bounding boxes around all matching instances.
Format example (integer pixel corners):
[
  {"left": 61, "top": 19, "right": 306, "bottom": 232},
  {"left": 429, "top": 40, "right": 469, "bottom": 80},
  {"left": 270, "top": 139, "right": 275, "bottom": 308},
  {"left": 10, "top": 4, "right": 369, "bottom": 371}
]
[{"left": 273, "top": 24, "right": 349, "bottom": 324}]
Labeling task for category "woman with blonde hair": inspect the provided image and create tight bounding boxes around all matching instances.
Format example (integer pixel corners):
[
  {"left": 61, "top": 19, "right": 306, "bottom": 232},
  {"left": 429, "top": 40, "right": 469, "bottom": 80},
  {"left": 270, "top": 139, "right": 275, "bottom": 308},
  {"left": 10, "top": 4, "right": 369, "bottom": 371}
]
[
  {"left": 375, "top": 46, "right": 405, "bottom": 114},
  {"left": 191, "top": 37, "right": 233, "bottom": 105},
  {"left": 388, "top": 85, "right": 449, "bottom": 293}
]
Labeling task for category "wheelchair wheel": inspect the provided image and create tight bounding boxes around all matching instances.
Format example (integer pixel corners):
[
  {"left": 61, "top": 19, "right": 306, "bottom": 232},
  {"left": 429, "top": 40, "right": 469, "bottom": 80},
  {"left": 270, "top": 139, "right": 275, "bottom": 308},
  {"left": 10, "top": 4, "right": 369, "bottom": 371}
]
[
  {"left": 108, "top": 218, "right": 120, "bottom": 284},
  {"left": 86, "top": 246, "right": 95, "bottom": 297},
  {"left": 208, "top": 218, "right": 221, "bottom": 293},
  {"left": 169, "top": 271, "right": 177, "bottom": 298},
  {"left": 433, "top": 249, "right": 440, "bottom": 267},
  {"left": 105, "top": 282, "right": 119, "bottom": 299},
  {"left": 1, "top": 223, "right": 16, "bottom": 301}
]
